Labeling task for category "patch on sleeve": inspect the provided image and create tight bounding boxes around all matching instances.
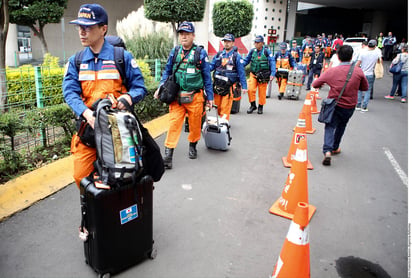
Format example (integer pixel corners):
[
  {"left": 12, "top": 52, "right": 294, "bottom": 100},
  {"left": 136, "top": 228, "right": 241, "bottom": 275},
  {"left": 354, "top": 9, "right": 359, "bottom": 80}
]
[
  {"left": 204, "top": 56, "right": 209, "bottom": 63},
  {"left": 131, "top": 59, "right": 139, "bottom": 68}
]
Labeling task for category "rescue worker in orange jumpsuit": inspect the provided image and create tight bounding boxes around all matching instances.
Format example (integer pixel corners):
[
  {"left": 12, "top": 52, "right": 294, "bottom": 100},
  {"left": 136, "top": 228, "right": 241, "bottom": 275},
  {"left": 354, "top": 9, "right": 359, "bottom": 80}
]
[
  {"left": 243, "top": 35, "right": 276, "bottom": 114},
  {"left": 155, "top": 21, "right": 214, "bottom": 169},
  {"left": 63, "top": 4, "right": 147, "bottom": 187},
  {"left": 209, "top": 33, "right": 248, "bottom": 120},
  {"left": 274, "top": 42, "right": 296, "bottom": 100},
  {"left": 301, "top": 37, "right": 314, "bottom": 73},
  {"left": 290, "top": 40, "right": 301, "bottom": 63}
]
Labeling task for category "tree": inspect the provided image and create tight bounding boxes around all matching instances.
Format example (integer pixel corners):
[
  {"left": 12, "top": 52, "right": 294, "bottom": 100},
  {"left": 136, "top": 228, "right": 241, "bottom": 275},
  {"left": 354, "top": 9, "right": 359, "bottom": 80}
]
[
  {"left": 9, "top": 0, "right": 67, "bottom": 55},
  {"left": 144, "top": 0, "right": 206, "bottom": 45},
  {"left": 0, "top": 0, "right": 9, "bottom": 113},
  {"left": 212, "top": 0, "right": 254, "bottom": 38}
]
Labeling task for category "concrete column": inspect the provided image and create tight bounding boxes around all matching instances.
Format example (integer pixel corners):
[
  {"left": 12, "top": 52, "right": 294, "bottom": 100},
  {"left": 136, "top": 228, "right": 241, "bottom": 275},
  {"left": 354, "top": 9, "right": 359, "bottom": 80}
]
[{"left": 285, "top": 0, "right": 298, "bottom": 41}]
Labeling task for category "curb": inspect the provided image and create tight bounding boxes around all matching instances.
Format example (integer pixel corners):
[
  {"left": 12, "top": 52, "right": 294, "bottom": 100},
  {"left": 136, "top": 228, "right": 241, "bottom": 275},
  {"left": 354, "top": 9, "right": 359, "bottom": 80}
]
[{"left": 0, "top": 114, "right": 169, "bottom": 221}]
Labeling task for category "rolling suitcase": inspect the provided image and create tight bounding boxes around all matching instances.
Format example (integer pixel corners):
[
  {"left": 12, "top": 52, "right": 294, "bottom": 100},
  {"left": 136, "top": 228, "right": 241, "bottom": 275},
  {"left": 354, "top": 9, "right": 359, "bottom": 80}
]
[
  {"left": 202, "top": 106, "right": 232, "bottom": 151},
  {"left": 79, "top": 175, "right": 156, "bottom": 277},
  {"left": 285, "top": 70, "right": 304, "bottom": 100}
]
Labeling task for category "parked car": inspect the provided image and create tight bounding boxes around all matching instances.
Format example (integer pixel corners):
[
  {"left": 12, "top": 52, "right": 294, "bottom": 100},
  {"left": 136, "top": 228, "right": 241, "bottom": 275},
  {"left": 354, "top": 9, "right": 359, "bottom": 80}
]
[{"left": 343, "top": 37, "right": 368, "bottom": 51}]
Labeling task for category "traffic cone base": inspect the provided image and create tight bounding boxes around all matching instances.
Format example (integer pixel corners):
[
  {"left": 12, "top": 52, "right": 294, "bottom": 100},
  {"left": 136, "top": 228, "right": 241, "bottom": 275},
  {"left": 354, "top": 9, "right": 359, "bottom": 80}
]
[
  {"left": 269, "top": 197, "right": 316, "bottom": 222},
  {"left": 282, "top": 156, "right": 313, "bottom": 170}
]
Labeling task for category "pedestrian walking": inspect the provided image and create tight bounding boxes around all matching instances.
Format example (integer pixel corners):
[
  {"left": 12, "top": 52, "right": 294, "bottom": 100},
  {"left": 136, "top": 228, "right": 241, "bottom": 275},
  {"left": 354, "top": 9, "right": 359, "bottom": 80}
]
[
  {"left": 63, "top": 3, "right": 147, "bottom": 188},
  {"left": 312, "top": 45, "right": 368, "bottom": 166},
  {"left": 306, "top": 45, "right": 325, "bottom": 90},
  {"left": 355, "top": 40, "right": 382, "bottom": 112},
  {"left": 383, "top": 32, "right": 397, "bottom": 61},
  {"left": 155, "top": 21, "right": 214, "bottom": 169},
  {"left": 385, "top": 46, "right": 408, "bottom": 103},
  {"left": 209, "top": 33, "right": 247, "bottom": 120},
  {"left": 274, "top": 42, "right": 296, "bottom": 100},
  {"left": 242, "top": 35, "right": 276, "bottom": 114}
]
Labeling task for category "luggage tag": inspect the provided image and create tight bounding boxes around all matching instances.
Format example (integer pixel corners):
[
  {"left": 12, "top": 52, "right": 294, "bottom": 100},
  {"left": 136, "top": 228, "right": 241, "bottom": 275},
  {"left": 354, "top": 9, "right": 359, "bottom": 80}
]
[
  {"left": 187, "top": 68, "right": 195, "bottom": 74},
  {"left": 79, "top": 227, "right": 89, "bottom": 241}
]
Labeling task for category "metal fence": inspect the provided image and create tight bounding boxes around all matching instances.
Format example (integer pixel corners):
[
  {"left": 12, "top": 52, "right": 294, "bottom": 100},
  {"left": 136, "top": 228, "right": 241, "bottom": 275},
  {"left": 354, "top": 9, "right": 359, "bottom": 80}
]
[{"left": 0, "top": 58, "right": 167, "bottom": 155}]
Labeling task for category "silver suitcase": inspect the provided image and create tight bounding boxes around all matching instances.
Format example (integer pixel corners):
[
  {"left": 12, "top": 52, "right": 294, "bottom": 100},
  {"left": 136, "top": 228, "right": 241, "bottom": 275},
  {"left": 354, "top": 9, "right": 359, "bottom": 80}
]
[
  {"left": 202, "top": 107, "right": 232, "bottom": 151},
  {"left": 285, "top": 70, "right": 304, "bottom": 100}
]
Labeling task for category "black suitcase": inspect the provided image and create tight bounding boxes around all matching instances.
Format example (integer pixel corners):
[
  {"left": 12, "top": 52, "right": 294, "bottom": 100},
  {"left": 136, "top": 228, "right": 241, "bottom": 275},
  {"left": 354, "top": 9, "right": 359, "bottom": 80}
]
[
  {"left": 79, "top": 175, "right": 156, "bottom": 277},
  {"left": 231, "top": 82, "right": 241, "bottom": 114}
]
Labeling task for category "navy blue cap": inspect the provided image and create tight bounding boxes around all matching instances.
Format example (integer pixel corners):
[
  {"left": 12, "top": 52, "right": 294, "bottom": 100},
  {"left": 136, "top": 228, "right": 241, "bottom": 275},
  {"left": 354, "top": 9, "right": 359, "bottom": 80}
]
[
  {"left": 254, "top": 35, "right": 264, "bottom": 43},
  {"left": 177, "top": 21, "right": 195, "bottom": 33},
  {"left": 70, "top": 4, "right": 108, "bottom": 26},
  {"left": 280, "top": 42, "right": 287, "bottom": 50},
  {"left": 222, "top": 34, "right": 235, "bottom": 42}
]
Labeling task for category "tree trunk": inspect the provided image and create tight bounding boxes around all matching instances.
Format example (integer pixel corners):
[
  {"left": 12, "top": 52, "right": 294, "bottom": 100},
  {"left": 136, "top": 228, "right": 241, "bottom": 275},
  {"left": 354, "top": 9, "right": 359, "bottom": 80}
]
[
  {"left": 0, "top": 0, "right": 9, "bottom": 113},
  {"left": 171, "top": 21, "right": 178, "bottom": 46},
  {"left": 30, "top": 23, "right": 49, "bottom": 56}
]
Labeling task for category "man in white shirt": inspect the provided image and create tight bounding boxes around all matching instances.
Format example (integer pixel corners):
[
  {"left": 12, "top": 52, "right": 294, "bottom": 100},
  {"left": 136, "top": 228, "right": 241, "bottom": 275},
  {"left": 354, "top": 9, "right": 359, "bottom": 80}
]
[{"left": 355, "top": 40, "right": 382, "bottom": 112}]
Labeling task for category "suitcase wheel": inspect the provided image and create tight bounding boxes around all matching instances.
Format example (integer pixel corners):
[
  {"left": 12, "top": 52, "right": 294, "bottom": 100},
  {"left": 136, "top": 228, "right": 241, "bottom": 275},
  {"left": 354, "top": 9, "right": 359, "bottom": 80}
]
[
  {"left": 98, "top": 273, "right": 110, "bottom": 278},
  {"left": 148, "top": 247, "right": 157, "bottom": 260}
]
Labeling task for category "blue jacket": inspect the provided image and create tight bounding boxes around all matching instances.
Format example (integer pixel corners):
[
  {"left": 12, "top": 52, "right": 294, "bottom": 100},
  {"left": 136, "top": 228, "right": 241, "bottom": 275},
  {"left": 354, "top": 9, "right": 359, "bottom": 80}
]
[
  {"left": 243, "top": 47, "right": 277, "bottom": 77},
  {"left": 160, "top": 45, "right": 214, "bottom": 101},
  {"left": 209, "top": 48, "right": 248, "bottom": 89},
  {"left": 63, "top": 39, "right": 147, "bottom": 117}
]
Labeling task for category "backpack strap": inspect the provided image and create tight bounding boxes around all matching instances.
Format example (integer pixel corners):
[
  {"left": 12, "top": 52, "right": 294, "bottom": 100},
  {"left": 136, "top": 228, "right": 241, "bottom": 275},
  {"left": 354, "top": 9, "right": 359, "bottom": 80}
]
[{"left": 74, "top": 49, "right": 85, "bottom": 72}]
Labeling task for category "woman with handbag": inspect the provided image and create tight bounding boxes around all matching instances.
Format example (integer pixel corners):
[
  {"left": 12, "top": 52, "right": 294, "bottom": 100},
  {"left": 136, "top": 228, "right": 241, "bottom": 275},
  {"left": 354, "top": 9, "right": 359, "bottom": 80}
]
[
  {"left": 312, "top": 45, "right": 368, "bottom": 166},
  {"left": 385, "top": 46, "right": 408, "bottom": 103}
]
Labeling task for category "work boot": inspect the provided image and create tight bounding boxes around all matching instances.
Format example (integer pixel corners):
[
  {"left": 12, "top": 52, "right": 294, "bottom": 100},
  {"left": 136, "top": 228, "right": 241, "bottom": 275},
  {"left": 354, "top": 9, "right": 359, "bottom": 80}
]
[
  {"left": 257, "top": 105, "right": 263, "bottom": 114},
  {"left": 277, "top": 93, "right": 284, "bottom": 100},
  {"left": 189, "top": 142, "right": 197, "bottom": 159},
  {"left": 247, "top": 101, "right": 257, "bottom": 114},
  {"left": 163, "top": 147, "right": 174, "bottom": 169}
]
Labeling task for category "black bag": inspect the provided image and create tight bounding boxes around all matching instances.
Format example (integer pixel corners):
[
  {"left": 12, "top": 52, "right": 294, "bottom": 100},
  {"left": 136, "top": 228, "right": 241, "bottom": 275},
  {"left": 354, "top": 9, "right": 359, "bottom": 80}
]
[
  {"left": 318, "top": 98, "right": 336, "bottom": 124},
  {"left": 158, "top": 75, "right": 180, "bottom": 104},
  {"left": 255, "top": 69, "right": 271, "bottom": 83},
  {"left": 75, "top": 118, "right": 95, "bottom": 148},
  {"left": 213, "top": 75, "right": 232, "bottom": 96}
]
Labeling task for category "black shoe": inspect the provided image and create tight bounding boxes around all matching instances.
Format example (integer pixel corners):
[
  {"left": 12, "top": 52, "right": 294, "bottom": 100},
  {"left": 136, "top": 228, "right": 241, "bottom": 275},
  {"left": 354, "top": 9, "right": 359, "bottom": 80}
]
[
  {"left": 189, "top": 142, "right": 197, "bottom": 159},
  {"left": 277, "top": 93, "right": 284, "bottom": 100},
  {"left": 257, "top": 105, "right": 263, "bottom": 114},
  {"left": 163, "top": 147, "right": 174, "bottom": 169},
  {"left": 322, "top": 152, "right": 332, "bottom": 166},
  {"left": 247, "top": 104, "right": 257, "bottom": 114}
]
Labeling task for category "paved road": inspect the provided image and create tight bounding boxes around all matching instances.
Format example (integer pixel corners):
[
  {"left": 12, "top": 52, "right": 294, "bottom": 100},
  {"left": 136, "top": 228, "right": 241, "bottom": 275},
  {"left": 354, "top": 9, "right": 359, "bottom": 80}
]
[{"left": 0, "top": 63, "right": 408, "bottom": 278}]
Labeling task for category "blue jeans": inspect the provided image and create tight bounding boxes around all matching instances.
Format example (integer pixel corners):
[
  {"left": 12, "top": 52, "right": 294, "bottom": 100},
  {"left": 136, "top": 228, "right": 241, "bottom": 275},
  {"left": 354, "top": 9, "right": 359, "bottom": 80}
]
[
  {"left": 306, "top": 69, "right": 321, "bottom": 90},
  {"left": 389, "top": 71, "right": 408, "bottom": 98},
  {"left": 357, "top": 75, "right": 375, "bottom": 109},
  {"left": 323, "top": 106, "right": 355, "bottom": 154}
]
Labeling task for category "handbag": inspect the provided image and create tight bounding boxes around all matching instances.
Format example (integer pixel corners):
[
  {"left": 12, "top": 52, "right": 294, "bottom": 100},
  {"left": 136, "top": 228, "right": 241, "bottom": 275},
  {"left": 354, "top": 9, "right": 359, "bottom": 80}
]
[
  {"left": 158, "top": 48, "right": 192, "bottom": 104},
  {"left": 389, "top": 61, "right": 404, "bottom": 74},
  {"left": 318, "top": 62, "right": 356, "bottom": 124},
  {"left": 374, "top": 61, "right": 384, "bottom": 79}
]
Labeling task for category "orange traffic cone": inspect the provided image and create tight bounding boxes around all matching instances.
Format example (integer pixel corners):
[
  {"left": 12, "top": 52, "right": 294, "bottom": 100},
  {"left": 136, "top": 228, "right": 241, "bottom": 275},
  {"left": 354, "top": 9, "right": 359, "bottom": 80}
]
[
  {"left": 271, "top": 202, "right": 311, "bottom": 278},
  {"left": 282, "top": 114, "right": 313, "bottom": 169},
  {"left": 302, "top": 93, "right": 315, "bottom": 134},
  {"left": 310, "top": 89, "right": 320, "bottom": 114},
  {"left": 272, "top": 138, "right": 316, "bottom": 220}
]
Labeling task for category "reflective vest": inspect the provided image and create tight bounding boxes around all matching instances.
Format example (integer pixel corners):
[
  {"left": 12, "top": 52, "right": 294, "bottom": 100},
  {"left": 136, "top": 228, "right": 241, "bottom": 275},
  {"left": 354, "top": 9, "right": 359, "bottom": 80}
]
[
  {"left": 174, "top": 46, "right": 204, "bottom": 91},
  {"left": 214, "top": 50, "right": 239, "bottom": 84},
  {"left": 251, "top": 48, "right": 270, "bottom": 73},
  {"left": 275, "top": 53, "right": 293, "bottom": 70}
]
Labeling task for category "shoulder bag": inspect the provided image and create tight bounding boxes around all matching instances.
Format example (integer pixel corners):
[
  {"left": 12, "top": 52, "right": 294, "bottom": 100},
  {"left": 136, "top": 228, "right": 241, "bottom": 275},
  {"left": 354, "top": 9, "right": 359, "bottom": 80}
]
[
  {"left": 158, "top": 48, "right": 191, "bottom": 104},
  {"left": 318, "top": 63, "right": 356, "bottom": 124},
  {"left": 389, "top": 61, "right": 404, "bottom": 74}
]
